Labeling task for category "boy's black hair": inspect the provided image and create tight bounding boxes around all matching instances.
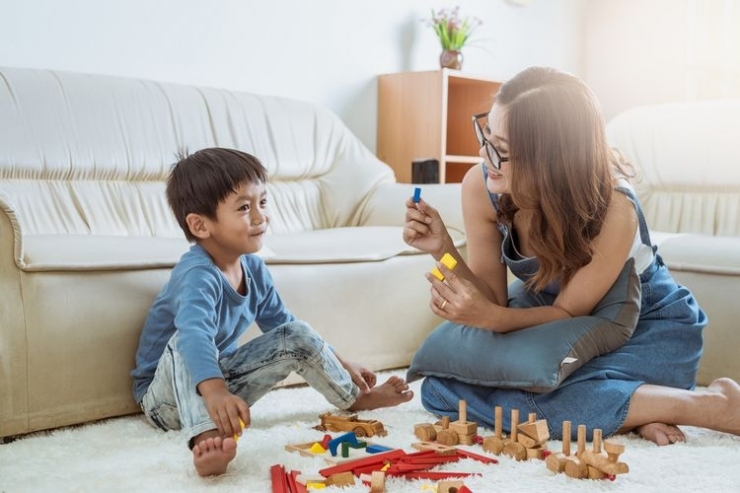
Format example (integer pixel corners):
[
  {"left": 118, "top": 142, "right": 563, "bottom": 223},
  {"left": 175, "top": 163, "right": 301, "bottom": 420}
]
[{"left": 166, "top": 147, "right": 268, "bottom": 242}]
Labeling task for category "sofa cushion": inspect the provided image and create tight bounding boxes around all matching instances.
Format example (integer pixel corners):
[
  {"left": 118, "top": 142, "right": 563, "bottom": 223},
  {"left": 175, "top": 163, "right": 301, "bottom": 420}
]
[{"left": 19, "top": 227, "right": 467, "bottom": 271}]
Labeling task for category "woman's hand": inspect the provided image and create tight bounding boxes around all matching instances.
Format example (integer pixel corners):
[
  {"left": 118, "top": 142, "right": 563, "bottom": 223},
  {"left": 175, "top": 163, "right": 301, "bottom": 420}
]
[
  {"left": 403, "top": 197, "right": 449, "bottom": 255},
  {"left": 426, "top": 260, "right": 501, "bottom": 330}
]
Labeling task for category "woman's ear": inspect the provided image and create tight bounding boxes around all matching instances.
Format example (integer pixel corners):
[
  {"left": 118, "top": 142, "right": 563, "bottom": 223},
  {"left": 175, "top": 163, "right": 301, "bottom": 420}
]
[{"left": 186, "top": 213, "right": 210, "bottom": 240}]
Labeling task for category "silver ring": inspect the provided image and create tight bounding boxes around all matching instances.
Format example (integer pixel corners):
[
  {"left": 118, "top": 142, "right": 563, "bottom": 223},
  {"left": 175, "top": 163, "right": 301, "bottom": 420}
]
[{"left": 440, "top": 299, "right": 448, "bottom": 310}]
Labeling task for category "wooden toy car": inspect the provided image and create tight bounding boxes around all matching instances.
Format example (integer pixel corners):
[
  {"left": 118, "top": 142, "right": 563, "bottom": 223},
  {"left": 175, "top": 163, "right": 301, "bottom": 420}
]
[{"left": 314, "top": 412, "right": 387, "bottom": 437}]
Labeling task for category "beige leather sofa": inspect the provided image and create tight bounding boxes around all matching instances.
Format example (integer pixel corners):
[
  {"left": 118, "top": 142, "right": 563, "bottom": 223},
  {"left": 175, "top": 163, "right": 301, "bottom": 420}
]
[
  {"left": 606, "top": 100, "right": 740, "bottom": 386},
  {"left": 0, "top": 67, "right": 465, "bottom": 439}
]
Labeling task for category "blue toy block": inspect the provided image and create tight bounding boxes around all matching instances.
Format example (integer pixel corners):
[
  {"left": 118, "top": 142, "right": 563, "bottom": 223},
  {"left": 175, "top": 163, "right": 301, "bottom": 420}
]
[
  {"left": 328, "top": 432, "right": 359, "bottom": 456},
  {"left": 413, "top": 187, "right": 422, "bottom": 203},
  {"left": 366, "top": 443, "right": 395, "bottom": 454}
]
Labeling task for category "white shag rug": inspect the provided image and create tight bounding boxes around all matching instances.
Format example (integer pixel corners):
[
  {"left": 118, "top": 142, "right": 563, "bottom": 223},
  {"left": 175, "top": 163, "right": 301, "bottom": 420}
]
[{"left": 2, "top": 370, "right": 739, "bottom": 493}]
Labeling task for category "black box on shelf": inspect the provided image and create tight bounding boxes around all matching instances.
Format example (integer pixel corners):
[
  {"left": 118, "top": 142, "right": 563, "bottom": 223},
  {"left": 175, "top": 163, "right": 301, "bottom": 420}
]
[{"left": 411, "top": 158, "right": 439, "bottom": 184}]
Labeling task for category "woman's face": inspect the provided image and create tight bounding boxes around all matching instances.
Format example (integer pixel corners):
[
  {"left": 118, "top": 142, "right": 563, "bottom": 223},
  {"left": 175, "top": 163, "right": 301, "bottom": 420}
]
[{"left": 481, "top": 102, "right": 512, "bottom": 195}]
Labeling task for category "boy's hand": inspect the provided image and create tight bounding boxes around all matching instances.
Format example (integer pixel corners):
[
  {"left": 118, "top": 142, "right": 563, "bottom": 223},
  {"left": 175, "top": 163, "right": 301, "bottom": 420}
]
[
  {"left": 340, "top": 359, "right": 377, "bottom": 394},
  {"left": 197, "top": 378, "right": 250, "bottom": 439}
]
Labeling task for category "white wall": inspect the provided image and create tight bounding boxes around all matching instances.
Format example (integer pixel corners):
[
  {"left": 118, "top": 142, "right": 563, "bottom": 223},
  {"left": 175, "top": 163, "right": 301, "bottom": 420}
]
[
  {"left": 583, "top": 0, "right": 740, "bottom": 120},
  {"left": 0, "top": 0, "right": 584, "bottom": 153}
]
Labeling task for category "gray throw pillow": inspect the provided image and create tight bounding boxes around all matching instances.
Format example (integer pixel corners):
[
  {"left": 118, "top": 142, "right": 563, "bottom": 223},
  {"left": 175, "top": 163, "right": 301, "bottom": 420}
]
[{"left": 406, "top": 258, "right": 641, "bottom": 393}]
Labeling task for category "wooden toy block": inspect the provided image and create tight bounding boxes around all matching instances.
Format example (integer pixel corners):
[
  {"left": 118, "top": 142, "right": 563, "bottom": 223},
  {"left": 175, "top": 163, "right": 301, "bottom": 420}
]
[
  {"left": 456, "top": 433, "right": 477, "bottom": 446},
  {"left": 436, "top": 429, "right": 459, "bottom": 446},
  {"left": 576, "top": 424, "right": 586, "bottom": 456},
  {"left": 369, "top": 470, "right": 385, "bottom": 493},
  {"left": 510, "top": 409, "right": 520, "bottom": 442},
  {"left": 437, "top": 480, "right": 464, "bottom": 493},
  {"left": 518, "top": 419, "right": 550, "bottom": 444},
  {"left": 431, "top": 253, "right": 458, "bottom": 281},
  {"left": 411, "top": 441, "right": 458, "bottom": 455},
  {"left": 448, "top": 400, "right": 477, "bottom": 444},
  {"left": 366, "top": 444, "right": 394, "bottom": 454},
  {"left": 288, "top": 470, "right": 308, "bottom": 493},
  {"left": 502, "top": 441, "right": 527, "bottom": 461},
  {"left": 295, "top": 474, "right": 326, "bottom": 486},
  {"left": 324, "top": 471, "right": 355, "bottom": 487},
  {"left": 482, "top": 436, "right": 505, "bottom": 455},
  {"left": 494, "top": 406, "right": 504, "bottom": 439},
  {"left": 580, "top": 449, "right": 629, "bottom": 475},
  {"left": 287, "top": 438, "right": 381, "bottom": 464},
  {"left": 516, "top": 433, "right": 539, "bottom": 449},
  {"left": 413, "top": 187, "right": 422, "bottom": 203},
  {"left": 592, "top": 428, "right": 603, "bottom": 453},
  {"left": 525, "top": 446, "right": 548, "bottom": 460},
  {"left": 415, "top": 423, "right": 437, "bottom": 441},
  {"left": 328, "top": 432, "right": 361, "bottom": 456},
  {"left": 450, "top": 422, "right": 478, "bottom": 436},
  {"left": 587, "top": 465, "right": 608, "bottom": 480},
  {"left": 563, "top": 425, "right": 589, "bottom": 479},
  {"left": 286, "top": 441, "right": 327, "bottom": 459},
  {"left": 309, "top": 442, "right": 326, "bottom": 454},
  {"left": 319, "top": 448, "right": 406, "bottom": 477},
  {"left": 546, "top": 452, "right": 568, "bottom": 473},
  {"left": 270, "top": 464, "right": 290, "bottom": 493},
  {"left": 563, "top": 456, "right": 589, "bottom": 479}
]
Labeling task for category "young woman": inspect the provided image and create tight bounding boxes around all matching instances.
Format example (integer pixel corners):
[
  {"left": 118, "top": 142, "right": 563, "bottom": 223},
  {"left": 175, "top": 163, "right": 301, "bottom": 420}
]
[{"left": 403, "top": 66, "right": 740, "bottom": 445}]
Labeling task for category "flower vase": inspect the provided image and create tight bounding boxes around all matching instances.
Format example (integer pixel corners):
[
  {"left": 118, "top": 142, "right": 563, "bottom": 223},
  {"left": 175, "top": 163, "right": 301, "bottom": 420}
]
[{"left": 439, "top": 49, "right": 463, "bottom": 70}]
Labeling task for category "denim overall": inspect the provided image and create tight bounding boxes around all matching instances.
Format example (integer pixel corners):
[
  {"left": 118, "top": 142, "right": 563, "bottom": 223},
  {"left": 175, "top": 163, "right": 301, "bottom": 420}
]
[{"left": 421, "top": 175, "right": 708, "bottom": 439}]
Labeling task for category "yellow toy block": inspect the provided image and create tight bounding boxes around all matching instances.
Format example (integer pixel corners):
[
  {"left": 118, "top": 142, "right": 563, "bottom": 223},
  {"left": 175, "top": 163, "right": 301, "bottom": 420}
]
[
  {"left": 309, "top": 442, "right": 327, "bottom": 454},
  {"left": 233, "top": 418, "right": 246, "bottom": 442},
  {"left": 431, "top": 253, "right": 457, "bottom": 281}
]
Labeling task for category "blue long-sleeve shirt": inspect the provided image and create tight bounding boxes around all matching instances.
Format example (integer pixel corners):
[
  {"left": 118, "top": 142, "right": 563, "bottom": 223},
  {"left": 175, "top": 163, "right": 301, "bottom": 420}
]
[{"left": 131, "top": 244, "right": 294, "bottom": 403}]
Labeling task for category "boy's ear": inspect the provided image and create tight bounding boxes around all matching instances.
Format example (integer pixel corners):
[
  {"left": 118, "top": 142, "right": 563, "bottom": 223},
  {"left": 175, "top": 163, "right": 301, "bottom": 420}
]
[{"left": 186, "top": 213, "right": 210, "bottom": 240}]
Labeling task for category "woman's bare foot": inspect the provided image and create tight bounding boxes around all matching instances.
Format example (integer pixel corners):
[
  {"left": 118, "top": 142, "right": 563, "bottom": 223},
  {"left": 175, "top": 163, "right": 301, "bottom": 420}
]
[
  {"left": 192, "top": 434, "right": 237, "bottom": 477},
  {"left": 706, "top": 377, "right": 740, "bottom": 435},
  {"left": 636, "top": 422, "right": 685, "bottom": 446},
  {"left": 349, "top": 375, "right": 414, "bottom": 411}
]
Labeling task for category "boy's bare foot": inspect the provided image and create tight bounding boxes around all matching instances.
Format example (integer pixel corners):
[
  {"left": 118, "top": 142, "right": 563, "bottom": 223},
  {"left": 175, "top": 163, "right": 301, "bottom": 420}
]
[
  {"left": 706, "top": 377, "right": 740, "bottom": 435},
  {"left": 192, "top": 434, "right": 237, "bottom": 477},
  {"left": 636, "top": 422, "right": 685, "bottom": 446},
  {"left": 349, "top": 375, "right": 414, "bottom": 411}
]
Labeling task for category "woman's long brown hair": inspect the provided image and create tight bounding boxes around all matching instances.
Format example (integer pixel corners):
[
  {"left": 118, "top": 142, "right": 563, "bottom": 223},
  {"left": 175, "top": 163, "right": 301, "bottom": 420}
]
[{"left": 495, "top": 67, "right": 632, "bottom": 291}]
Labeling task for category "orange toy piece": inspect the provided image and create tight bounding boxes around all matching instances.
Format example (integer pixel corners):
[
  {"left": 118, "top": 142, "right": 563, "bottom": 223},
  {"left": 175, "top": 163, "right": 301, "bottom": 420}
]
[{"left": 431, "top": 253, "right": 457, "bottom": 281}]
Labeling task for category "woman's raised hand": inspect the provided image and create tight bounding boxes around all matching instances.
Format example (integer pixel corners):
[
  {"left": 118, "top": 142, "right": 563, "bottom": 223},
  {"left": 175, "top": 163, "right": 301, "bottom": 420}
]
[{"left": 403, "top": 197, "right": 447, "bottom": 255}]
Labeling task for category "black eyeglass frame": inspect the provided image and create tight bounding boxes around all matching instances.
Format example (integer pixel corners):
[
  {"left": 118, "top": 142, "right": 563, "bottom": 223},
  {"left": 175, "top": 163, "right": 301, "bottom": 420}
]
[{"left": 472, "top": 112, "right": 509, "bottom": 170}]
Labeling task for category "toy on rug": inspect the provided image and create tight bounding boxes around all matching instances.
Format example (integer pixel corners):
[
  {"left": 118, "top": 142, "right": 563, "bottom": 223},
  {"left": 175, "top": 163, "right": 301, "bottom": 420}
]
[
  {"left": 546, "top": 422, "right": 629, "bottom": 480},
  {"left": 480, "top": 406, "right": 550, "bottom": 461},
  {"left": 285, "top": 431, "right": 395, "bottom": 464},
  {"left": 414, "top": 399, "right": 478, "bottom": 446},
  {"left": 314, "top": 411, "right": 387, "bottom": 437}
]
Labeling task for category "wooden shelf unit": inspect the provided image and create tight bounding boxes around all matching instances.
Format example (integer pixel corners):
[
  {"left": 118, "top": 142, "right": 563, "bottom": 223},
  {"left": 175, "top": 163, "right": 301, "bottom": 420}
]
[{"left": 377, "top": 69, "right": 502, "bottom": 184}]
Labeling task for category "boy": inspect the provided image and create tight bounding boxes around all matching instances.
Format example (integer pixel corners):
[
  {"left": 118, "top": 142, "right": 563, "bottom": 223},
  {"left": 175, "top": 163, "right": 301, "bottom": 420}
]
[{"left": 131, "top": 148, "right": 413, "bottom": 477}]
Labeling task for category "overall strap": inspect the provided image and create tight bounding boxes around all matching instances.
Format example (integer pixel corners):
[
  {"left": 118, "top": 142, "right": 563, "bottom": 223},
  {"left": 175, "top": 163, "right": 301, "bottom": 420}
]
[{"left": 615, "top": 185, "right": 654, "bottom": 250}]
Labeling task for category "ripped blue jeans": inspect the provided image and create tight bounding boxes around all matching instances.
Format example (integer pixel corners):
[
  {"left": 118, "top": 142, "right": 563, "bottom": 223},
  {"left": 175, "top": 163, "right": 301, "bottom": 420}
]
[{"left": 139, "top": 321, "right": 359, "bottom": 446}]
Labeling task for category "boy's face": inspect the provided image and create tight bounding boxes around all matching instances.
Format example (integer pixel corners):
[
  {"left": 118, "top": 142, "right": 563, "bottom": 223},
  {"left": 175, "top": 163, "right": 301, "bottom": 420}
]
[{"left": 203, "top": 180, "right": 269, "bottom": 256}]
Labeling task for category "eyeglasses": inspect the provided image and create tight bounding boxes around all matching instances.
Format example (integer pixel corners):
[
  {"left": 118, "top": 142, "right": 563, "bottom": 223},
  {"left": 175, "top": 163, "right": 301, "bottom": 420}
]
[{"left": 472, "top": 112, "right": 509, "bottom": 170}]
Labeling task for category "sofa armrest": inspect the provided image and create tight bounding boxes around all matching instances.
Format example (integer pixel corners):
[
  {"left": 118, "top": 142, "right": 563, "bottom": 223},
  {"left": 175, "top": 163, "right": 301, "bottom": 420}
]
[{"left": 357, "top": 182, "right": 465, "bottom": 236}]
